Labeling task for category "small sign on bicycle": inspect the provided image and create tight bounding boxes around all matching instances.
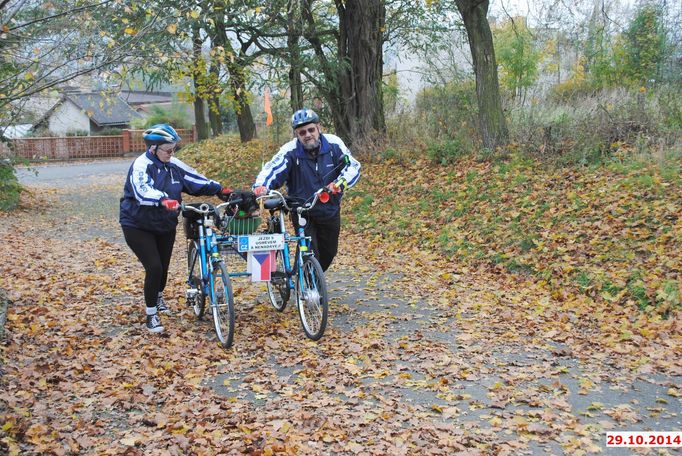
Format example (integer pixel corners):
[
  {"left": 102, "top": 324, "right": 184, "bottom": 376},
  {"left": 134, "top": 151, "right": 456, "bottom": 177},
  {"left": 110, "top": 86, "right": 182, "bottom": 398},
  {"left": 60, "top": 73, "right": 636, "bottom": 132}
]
[{"left": 238, "top": 233, "right": 285, "bottom": 252}]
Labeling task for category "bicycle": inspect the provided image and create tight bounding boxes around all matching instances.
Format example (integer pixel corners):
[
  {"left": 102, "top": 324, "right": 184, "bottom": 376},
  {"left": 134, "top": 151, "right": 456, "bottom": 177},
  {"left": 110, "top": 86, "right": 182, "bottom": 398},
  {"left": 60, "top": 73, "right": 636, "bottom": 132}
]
[
  {"left": 182, "top": 201, "right": 236, "bottom": 348},
  {"left": 257, "top": 188, "right": 330, "bottom": 341}
]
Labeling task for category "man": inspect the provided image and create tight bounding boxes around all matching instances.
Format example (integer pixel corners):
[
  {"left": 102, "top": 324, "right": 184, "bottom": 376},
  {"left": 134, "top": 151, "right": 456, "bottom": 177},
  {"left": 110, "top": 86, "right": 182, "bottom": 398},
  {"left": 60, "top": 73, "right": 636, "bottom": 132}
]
[{"left": 253, "top": 108, "right": 361, "bottom": 271}]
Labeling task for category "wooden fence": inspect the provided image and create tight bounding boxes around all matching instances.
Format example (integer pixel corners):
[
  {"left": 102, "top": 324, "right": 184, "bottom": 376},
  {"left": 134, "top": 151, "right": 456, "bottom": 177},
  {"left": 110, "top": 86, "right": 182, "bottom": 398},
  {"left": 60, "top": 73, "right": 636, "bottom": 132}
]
[{"left": 1, "top": 128, "right": 196, "bottom": 161}]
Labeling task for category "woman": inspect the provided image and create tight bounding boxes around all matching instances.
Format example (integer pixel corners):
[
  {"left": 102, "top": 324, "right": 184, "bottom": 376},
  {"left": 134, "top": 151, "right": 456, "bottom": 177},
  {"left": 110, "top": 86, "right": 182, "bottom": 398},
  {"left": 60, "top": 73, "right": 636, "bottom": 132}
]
[{"left": 119, "top": 124, "right": 231, "bottom": 333}]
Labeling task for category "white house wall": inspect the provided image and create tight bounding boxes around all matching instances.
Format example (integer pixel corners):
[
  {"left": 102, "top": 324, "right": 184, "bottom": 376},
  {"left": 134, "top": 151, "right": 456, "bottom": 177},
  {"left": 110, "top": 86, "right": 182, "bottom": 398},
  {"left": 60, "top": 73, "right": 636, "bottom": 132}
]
[{"left": 48, "top": 100, "right": 90, "bottom": 135}]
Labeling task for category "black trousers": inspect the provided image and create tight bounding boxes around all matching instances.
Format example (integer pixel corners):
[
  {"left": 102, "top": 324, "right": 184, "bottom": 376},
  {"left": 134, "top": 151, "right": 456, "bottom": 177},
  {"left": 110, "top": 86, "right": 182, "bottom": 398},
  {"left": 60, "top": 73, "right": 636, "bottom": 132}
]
[
  {"left": 122, "top": 227, "right": 176, "bottom": 309},
  {"left": 291, "top": 211, "right": 341, "bottom": 272}
]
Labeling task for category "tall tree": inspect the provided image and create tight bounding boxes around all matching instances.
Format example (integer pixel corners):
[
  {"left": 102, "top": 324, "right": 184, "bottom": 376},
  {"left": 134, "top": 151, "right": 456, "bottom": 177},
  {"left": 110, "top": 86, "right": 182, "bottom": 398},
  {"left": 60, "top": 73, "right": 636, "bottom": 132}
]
[
  {"left": 302, "top": 0, "right": 386, "bottom": 147},
  {"left": 493, "top": 17, "right": 542, "bottom": 104},
  {"left": 287, "top": 0, "right": 304, "bottom": 111},
  {"left": 453, "top": 0, "right": 509, "bottom": 150},
  {"left": 0, "top": 0, "right": 158, "bottom": 124},
  {"left": 621, "top": 4, "right": 666, "bottom": 86},
  {"left": 191, "top": 24, "right": 210, "bottom": 141}
]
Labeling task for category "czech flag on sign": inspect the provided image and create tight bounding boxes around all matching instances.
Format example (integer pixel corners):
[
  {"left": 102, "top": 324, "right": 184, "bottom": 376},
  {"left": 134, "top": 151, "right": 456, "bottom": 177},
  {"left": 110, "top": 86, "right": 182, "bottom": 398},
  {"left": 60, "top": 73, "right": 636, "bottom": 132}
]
[{"left": 247, "top": 251, "right": 275, "bottom": 281}]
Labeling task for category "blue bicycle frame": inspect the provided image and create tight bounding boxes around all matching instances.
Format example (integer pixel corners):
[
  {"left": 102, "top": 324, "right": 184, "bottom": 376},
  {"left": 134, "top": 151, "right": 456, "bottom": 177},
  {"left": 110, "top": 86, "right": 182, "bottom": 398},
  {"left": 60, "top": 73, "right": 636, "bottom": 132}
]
[{"left": 183, "top": 202, "right": 235, "bottom": 348}]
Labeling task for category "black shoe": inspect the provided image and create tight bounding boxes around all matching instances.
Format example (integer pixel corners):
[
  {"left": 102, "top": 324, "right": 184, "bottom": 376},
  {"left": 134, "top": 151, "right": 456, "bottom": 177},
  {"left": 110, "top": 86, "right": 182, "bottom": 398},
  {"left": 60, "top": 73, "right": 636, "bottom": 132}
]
[
  {"left": 156, "top": 296, "right": 170, "bottom": 314},
  {"left": 146, "top": 314, "right": 164, "bottom": 333}
]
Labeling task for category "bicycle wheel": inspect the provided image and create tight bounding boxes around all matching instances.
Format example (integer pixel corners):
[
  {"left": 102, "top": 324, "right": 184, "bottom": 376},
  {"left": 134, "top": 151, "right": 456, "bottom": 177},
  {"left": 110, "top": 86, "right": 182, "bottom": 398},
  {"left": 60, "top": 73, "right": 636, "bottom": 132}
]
[
  {"left": 267, "top": 249, "right": 290, "bottom": 312},
  {"left": 295, "top": 256, "right": 328, "bottom": 341},
  {"left": 211, "top": 262, "right": 235, "bottom": 348},
  {"left": 187, "top": 241, "right": 205, "bottom": 319}
]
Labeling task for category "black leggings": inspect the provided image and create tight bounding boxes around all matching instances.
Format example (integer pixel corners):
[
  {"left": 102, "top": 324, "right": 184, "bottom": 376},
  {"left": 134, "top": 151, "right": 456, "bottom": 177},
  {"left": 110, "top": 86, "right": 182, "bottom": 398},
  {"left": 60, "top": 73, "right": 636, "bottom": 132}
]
[
  {"left": 122, "top": 227, "right": 176, "bottom": 309},
  {"left": 291, "top": 212, "right": 341, "bottom": 272}
]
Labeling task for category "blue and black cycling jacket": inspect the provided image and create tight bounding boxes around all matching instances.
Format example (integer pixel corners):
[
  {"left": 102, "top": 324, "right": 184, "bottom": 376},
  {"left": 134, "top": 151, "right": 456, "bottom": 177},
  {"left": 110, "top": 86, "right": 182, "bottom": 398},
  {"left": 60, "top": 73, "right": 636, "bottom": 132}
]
[
  {"left": 254, "top": 134, "right": 361, "bottom": 219},
  {"left": 119, "top": 150, "right": 222, "bottom": 234}
]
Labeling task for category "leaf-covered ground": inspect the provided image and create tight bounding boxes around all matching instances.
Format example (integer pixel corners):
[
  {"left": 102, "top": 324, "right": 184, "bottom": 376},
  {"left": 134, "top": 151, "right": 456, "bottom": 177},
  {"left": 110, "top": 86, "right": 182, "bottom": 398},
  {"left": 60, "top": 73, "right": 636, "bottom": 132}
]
[{"left": 1, "top": 138, "right": 680, "bottom": 455}]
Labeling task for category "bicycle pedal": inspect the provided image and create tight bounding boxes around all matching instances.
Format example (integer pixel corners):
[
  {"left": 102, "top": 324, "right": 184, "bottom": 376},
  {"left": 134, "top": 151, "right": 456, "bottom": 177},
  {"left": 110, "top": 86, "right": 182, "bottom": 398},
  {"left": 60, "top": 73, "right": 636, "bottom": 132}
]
[{"left": 185, "top": 288, "right": 199, "bottom": 299}]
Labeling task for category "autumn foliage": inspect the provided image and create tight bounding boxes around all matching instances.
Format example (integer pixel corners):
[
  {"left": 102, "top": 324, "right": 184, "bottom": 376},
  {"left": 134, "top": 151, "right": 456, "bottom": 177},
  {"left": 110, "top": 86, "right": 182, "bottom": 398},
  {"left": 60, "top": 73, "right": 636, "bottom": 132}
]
[
  {"left": 0, "top": 136, "right": 679, "bottom": 455},
  {"left": 179, "top": 136, "right": 680, "bottom": 317}
]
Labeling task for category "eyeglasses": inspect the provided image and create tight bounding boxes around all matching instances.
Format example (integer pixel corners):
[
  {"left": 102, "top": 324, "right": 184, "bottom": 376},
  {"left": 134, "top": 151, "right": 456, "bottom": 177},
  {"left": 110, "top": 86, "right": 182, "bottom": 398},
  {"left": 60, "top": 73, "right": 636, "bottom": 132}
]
[
  {"left": 157, "top": 144, "right": 177, "bottom": 153},
  {"left": 296, "top": 126, "right": 317, "bottom": 137}
]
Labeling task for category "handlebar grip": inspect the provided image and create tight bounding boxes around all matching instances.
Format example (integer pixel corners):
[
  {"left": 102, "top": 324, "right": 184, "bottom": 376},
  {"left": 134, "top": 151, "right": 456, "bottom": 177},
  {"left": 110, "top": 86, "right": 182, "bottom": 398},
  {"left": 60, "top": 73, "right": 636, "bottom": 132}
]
[{"left": 318, "top": 189, "right": 330, "bottom": 203}]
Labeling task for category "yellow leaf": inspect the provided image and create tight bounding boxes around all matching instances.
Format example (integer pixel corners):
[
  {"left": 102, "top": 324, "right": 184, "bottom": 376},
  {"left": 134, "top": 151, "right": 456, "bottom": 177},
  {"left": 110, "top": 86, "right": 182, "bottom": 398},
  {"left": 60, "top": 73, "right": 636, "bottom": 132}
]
[
  {"left": 667, "top": 388, "right": 681, "bottom": 398},
  {"left": 120, "top": 435, "right": 140, "bottom": 446},
  {"left": 2, "top": 421, "right": 12, "bottom": 431},
  {"left": 431, "top": 404, "right": 443, "bottom": 413},
  {"left": 190, "top": 10, "right": 200, "bottom": 19},
  {"left": 124, "top": 27, "right": 135, "bottom": 35}
]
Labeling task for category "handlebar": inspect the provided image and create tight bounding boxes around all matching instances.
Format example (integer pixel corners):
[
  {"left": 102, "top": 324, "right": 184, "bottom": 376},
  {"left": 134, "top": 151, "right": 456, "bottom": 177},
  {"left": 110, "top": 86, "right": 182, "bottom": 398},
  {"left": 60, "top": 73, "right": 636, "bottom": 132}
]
[
  {"left": 257, "top": 188, "right": 331, "bottom": 214},
  {"left": 180, "top": 201, "right": 233, "bottom": 216}
]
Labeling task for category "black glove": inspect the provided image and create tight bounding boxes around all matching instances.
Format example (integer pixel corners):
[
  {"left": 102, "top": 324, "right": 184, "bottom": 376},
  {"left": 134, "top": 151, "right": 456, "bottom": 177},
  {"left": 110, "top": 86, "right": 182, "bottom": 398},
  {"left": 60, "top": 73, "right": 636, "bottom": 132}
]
[{"left": 229, "top": 190, "right": 258, "bottom": 216}]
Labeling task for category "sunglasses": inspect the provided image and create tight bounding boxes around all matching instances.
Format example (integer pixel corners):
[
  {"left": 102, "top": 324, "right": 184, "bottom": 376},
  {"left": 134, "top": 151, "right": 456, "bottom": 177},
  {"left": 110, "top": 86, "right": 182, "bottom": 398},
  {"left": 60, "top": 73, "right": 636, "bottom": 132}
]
[{"left": 296, "top": 126, "right": 317, "bottom": 137}]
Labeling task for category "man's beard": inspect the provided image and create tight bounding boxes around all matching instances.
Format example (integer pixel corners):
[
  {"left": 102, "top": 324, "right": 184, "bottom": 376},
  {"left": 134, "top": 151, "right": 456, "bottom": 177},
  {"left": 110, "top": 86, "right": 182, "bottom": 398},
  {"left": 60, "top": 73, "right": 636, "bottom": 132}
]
[{"left": 302, "top": 138, "right": 321, "bottom": 151}]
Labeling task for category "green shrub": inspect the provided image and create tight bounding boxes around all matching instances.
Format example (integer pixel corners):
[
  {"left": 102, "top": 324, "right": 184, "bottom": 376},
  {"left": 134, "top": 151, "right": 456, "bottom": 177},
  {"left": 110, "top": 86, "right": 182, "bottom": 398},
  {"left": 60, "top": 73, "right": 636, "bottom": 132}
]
[
  {"left": 131, "top": 102, "right": 193, "bottom": 129},
  {"left": 426, "top": 134, "right": 474, "bottom": 165},
  {"left": 0, "top": 159, "right": 20, "bottom": 211},
  {"left": 96, "top": 127, "right": 123, "bottom": 136},
  {"left": 415, "top": 80, "right": 478, "bottom": 140},
  {"left": 510, "top": 87, "right": 682, "bottom": 164},
  {"left": 65, "top": 129, "right": 88, "bottom": 137}
]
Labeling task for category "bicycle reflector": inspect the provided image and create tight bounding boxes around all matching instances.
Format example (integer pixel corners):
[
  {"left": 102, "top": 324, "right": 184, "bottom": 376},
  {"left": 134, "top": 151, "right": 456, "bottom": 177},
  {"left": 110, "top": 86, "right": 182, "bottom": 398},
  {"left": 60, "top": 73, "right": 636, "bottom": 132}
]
[{"left": 319, "top": 191, "right": 330, "bottom": 203}]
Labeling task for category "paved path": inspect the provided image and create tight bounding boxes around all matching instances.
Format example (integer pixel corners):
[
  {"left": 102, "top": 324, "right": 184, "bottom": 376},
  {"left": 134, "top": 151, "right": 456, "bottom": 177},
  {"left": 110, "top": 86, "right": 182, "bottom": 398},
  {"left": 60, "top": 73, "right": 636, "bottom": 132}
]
[
  {"left": 15, "top": 158, "right": 131, "bottom": 188},
  {"left": 12, "top": 159, "right": 682, "bottom": 455}
]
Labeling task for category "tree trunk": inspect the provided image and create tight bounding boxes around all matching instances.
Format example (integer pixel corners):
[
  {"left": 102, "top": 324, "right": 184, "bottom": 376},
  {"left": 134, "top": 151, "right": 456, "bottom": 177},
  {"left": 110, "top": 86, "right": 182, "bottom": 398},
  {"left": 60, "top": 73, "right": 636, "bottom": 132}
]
[
  {"left": 208, "top": 63, "right": 223, "bottom": 137},
  {"left": 455, "top": 0, "right": 509, "bottom": 150},
  {"left": 214, "top": 10, "right": 256, "bottom": 142},
  {"left": 302, "top": 0, "right": 385, "bottom": 149},
  {"left": 229, "top": 67, "right": 256, "bottom": 142},
  {"left": 288, "top": 0, "right": 303, "bottom": 111},
  {"left": 192, "top": 26, "right": 210, "bottom": 141},
  {"left": 334, "top": 0, "right": 386, "bottom": 147}
]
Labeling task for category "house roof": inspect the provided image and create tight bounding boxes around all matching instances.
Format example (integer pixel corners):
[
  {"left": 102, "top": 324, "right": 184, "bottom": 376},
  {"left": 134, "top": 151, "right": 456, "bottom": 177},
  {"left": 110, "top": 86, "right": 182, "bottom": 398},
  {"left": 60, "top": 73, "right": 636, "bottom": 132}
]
[
  {"left": 120, "top": 91, "right": 174, "bottom": 105},
  {"left": 36, "top": 92, "right": 142, "bottom": 127},
  {"left": 66, "top": 92, "right": 142, "bottom": 126},
  {"left": 0, "top": 124, "right": 32, "bottom": 139}
]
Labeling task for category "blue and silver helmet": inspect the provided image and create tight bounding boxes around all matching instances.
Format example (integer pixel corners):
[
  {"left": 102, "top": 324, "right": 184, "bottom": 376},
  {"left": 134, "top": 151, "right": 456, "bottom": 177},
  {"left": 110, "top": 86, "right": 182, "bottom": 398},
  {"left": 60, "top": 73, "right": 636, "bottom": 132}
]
[
  {"left": 143, "top": 123, "right": 181, "bottom": 146},
  {"left": 291, "top": 108, "right": 319, "bottom": 129}
]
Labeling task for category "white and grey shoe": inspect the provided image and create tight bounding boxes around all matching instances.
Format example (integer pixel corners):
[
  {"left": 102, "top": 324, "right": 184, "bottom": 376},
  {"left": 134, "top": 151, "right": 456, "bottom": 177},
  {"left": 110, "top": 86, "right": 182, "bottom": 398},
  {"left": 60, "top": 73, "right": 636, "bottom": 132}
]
[{"left": 146, "top": 313, "right": 164, "bottom": 333}]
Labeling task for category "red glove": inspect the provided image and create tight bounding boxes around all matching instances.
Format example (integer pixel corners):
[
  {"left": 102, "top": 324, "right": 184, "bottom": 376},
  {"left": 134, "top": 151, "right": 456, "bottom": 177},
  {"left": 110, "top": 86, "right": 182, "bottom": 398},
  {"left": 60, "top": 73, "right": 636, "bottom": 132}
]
[
  {"left": 218, "top": 187, "right": 232, "bottom": 202},
  {"left": 161, "top": 199, "right": 179, "bottom": 211},
  {"left": 327, "top": 182, "right": 342, "bottom": 195},
  {"left": 254, "top": 186, "right": 268, "bottom": 197}
]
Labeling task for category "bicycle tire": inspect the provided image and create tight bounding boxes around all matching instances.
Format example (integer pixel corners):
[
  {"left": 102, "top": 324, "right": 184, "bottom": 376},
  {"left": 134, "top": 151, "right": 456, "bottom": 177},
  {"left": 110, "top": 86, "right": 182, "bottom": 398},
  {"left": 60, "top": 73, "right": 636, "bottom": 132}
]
[
  {"left": 211, "top": 262, "right": 235, "bottom": 348},
  {"left": 296, "top": 256, "right": 328, "bottom": 341},
  {"left": 267, "top": 249, "right": 290, "bottom": 312},
  {"left": 187, "top": 241, "right": 206, "bottom": 319}
]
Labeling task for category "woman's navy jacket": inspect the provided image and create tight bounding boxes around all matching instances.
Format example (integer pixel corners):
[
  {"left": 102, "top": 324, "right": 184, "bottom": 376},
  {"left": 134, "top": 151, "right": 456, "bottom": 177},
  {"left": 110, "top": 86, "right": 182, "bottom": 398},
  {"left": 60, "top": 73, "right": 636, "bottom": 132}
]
[{"left": 119, "top": 150, "right": 221, "bottom": 234}]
